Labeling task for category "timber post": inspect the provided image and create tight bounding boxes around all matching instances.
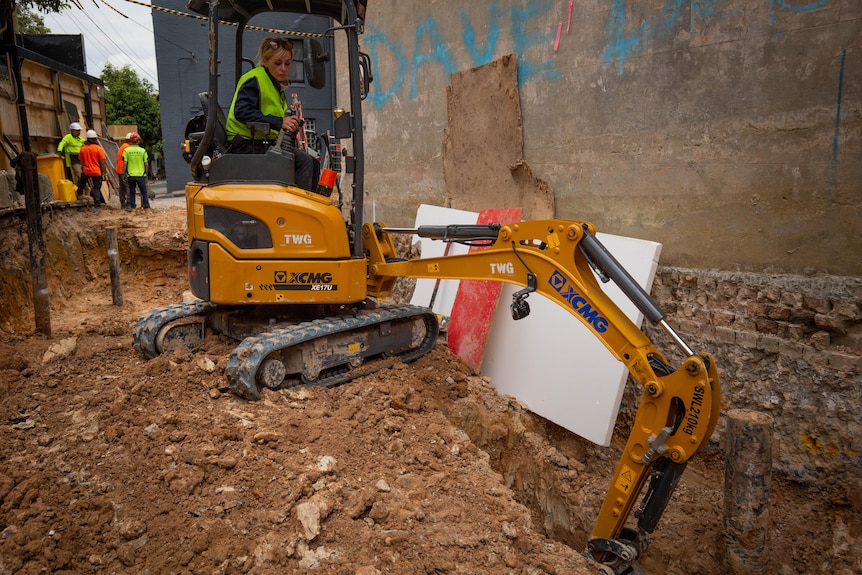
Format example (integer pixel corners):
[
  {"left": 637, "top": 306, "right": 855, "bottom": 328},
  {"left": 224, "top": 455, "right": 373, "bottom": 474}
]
[
  {"left": 724, "top": 408, "right": 774, "bottom": 575},
  {"left": 106, "top": 227, "right": 123, "bottom": 306},
  {"left": 17, "top": 151, "right": 51, "bottom": 336}
]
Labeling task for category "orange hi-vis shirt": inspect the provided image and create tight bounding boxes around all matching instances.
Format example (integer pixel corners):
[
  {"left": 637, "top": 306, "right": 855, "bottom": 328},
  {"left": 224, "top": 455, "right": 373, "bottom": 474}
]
[
  {"left": 79, "top": 142, "right": 106, "bottom": 176},
  {"left": 116, "top": 142, "right": 131, "bottom": 174}
]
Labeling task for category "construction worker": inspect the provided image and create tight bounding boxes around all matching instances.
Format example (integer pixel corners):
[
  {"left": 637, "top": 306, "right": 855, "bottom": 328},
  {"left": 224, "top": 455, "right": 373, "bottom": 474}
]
[
  {"left": 115, "top": 133, "right": 132, "bottom": 209},
  {"left": 123, "top": 132, "right": 151, "bottom": 209},
  {"left": 76, "top": 130, "right": 108, "bottom": 211},
  {"left": 225, "top": 37, "right": 318, "bottom": 191},
  {"left": 57, "top": 122, "right": 85, "bottom": 185}
]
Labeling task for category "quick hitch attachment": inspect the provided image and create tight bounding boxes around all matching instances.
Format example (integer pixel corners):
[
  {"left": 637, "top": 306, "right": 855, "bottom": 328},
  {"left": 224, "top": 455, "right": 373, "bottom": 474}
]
[
  {"left": 510, "top": 241, "right": 537, "bottom": 320},
  {"left": 511, "top": 271, "right": 536, "bottom": 320}
]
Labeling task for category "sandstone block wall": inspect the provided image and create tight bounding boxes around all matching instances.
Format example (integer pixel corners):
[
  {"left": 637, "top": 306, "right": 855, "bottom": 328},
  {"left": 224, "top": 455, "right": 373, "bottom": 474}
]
[{"left": 641, "top": 268, "right": 861, "bottom": 496}]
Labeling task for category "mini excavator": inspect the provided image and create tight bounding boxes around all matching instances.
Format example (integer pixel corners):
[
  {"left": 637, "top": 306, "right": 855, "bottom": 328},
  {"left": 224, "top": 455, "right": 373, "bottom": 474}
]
[{"left": 133, "top": 2, "right": 721, "bottom": 573}]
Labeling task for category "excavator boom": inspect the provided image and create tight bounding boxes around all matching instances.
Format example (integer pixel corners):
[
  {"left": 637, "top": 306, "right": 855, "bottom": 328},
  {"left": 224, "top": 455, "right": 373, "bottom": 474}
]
[{"left": 364, "top": 219, "right": 721, "bottom": 572}]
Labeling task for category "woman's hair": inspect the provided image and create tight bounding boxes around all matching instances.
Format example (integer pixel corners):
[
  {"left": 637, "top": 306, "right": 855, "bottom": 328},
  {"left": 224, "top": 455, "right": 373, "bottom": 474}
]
[{"left": 257, "top": 37, "right": 294, "bottom": 66}]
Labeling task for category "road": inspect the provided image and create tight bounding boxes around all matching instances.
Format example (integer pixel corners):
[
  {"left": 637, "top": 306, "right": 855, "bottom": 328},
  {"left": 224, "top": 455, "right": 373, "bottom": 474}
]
[{"left": 149, "top": 179, "right": 186, "bottom": 208}]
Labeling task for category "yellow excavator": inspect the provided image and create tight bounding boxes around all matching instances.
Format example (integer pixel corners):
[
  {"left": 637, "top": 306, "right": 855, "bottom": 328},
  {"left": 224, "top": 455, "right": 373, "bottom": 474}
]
[{"left": 133, "top": 1, "right": 721, "bottom": 573}]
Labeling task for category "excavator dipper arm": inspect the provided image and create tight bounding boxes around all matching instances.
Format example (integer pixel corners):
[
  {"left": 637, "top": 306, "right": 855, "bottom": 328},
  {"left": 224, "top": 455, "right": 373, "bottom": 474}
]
[{"left": 363, "top": 220, "right": 721, "bottom": 574}]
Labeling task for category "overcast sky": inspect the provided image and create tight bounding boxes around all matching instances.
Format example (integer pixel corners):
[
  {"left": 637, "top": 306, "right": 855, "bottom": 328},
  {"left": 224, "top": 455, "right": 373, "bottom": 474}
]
[{"left": 41, "top": 0, "right": 159, "bottom": 89}]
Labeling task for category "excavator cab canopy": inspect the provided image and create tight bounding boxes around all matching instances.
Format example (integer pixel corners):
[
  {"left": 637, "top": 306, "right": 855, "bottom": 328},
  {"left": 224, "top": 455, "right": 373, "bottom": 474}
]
[
  {"left": 185, "top": 0, "right": 372, "bottom": 258},
  {"left": 186, "top": 0, "right": 367, "bottom": 25}
]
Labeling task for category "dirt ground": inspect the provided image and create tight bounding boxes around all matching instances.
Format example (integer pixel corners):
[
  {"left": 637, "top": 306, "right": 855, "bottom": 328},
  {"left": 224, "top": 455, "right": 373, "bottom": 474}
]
[{"left": 0, "top": 204, "right": 857, "bottom": 575}]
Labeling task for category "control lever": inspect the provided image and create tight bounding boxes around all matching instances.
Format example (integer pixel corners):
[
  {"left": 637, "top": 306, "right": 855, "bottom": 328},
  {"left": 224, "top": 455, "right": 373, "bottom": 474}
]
[{"left": 271, "top": 110, "right": 299, "bottom": 157}]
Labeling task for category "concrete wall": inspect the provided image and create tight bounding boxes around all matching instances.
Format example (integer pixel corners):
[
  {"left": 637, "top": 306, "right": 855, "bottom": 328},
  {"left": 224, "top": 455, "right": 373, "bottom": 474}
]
[
  {"left": 357, "top": 0, "right": 861, "bottom": 276},
  {"left": 354, "top": 1, "right": 861, "bottom": 493}
]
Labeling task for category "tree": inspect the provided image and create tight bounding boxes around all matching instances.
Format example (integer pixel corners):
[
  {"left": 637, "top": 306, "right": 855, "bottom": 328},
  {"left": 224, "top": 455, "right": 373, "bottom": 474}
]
[
  {"left": 101, "top": 63, "right": 162, "bottom": 155},
  {"left": 2, "top": 1, "right": 69, "bottom": 36},
  {"left": 15, "top": 6, "right": 50, "bottom": 33},
  {"left": 16, "top": 0, "right": 74, "bottom": 15}
]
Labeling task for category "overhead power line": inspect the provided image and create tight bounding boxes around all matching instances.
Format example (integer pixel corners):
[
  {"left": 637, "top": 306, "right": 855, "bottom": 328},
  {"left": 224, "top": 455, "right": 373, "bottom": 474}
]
[{"left": 45, "top": 0, "right": 326, "bottom": 87}]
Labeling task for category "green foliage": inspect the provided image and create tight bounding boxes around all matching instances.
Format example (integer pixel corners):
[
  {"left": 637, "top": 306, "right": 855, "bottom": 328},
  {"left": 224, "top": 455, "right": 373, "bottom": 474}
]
[
  {"left": 15, "top": 6, "right": 50, "bottom": 33},
  {"left": 16, "top": 0, "right": 74, "bottom": 15},
  {"left": 101, "top": 63, "right": 162, "bottom": 154}
]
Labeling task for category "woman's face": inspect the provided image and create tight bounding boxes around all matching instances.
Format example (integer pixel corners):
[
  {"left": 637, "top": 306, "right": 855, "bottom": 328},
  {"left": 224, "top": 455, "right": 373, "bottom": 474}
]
[{"left": 265, "top": 48, "right": 292, "bottom": 83}]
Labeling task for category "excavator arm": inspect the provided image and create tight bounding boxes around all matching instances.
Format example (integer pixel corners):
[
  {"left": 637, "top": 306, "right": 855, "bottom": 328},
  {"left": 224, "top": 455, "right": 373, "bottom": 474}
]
[{"left": 363, "top": 219, "right": 721, "bottom": 574}]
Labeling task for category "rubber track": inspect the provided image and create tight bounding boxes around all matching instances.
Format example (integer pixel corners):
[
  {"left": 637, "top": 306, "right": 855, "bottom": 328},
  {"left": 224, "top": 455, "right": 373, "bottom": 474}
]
[
  {"left": 132, "top": 301, "right": 217, "bottom": 359},
  {"left": 225, "top": 304, "right": 439, "bottom": 401}
]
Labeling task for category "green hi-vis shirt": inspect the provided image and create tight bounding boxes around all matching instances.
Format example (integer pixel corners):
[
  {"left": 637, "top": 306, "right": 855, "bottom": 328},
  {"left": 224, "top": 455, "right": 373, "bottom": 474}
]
[
  {"left": 226, "top": 66, "right": 287, "bottom": 140},
  {"left": 57, "top": 134, "right": 85, "bottom": 166},
  {"left": 122, "top": 145, "right": 149, "bottom": 177}
]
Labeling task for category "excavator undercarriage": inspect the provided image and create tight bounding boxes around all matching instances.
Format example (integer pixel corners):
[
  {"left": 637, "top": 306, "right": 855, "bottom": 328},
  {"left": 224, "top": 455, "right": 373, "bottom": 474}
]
[{"left": 134, "top": 301, "right": 438, "bottom": 400}]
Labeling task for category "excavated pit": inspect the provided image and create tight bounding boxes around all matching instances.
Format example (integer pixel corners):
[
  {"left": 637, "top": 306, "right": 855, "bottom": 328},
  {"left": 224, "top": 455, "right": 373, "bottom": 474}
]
[{"left": 0, "top": 205, "right": 853, "bottom": 575}]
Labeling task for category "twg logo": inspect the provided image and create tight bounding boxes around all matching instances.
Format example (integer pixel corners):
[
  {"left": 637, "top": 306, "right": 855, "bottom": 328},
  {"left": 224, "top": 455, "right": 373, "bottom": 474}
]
[
  {"left": 489, "top": 262, "right": 515, "bottom": 275},
  {"left": 284, "top": 233, "right": 313, "bottom": 245}
]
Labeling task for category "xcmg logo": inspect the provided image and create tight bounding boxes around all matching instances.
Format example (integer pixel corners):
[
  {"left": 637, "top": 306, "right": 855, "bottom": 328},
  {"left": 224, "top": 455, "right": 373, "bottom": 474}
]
[
  {"left": 548, "top": 270, "right": 609, "bottom": 333},
  {"left": 279, "top": 271, "right": 332, "bottom": 284},
  {"left": 265, "top": 271, "right": 337, "bottom": 291}
]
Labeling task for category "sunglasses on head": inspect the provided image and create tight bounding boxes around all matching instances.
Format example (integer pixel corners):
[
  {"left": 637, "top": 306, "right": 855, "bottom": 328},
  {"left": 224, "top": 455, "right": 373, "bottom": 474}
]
[{"left": 269, "top": 39, "right": 294, "bottom": 52}]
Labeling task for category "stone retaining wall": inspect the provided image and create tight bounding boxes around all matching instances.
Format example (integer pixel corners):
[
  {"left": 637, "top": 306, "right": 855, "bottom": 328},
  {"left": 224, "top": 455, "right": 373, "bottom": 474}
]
[{"left": 638, "top": 267, "right": 861, "bottom": 497}]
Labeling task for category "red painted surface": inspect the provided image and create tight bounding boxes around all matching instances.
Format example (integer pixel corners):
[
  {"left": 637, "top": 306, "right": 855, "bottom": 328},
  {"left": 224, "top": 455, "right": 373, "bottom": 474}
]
[{"left": 447, "top": 207, "right": 522, "bottom": 370}]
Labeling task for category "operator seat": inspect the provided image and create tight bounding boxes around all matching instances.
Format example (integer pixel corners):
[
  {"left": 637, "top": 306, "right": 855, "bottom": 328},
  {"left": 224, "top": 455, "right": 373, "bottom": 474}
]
[
  {"left": 198, "top": 91, "right": 228, "bottom": 154},
  {"left": 183, "top": 92, "right": 228, "bottom": 162},
  {"left": 188, "top": 92, "right": 295, "bottom": 187}
]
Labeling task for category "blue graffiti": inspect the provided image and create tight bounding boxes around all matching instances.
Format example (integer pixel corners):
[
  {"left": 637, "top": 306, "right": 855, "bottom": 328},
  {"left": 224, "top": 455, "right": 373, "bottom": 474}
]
[
  {"left": 409, "top": 19, "right": 458, "bottom": 100},
  {"left": 831, "top": 49, "right": 846, "bottom": 194},
  {"left": 461, "top": 4, "right": 500, "bottom": 68},
  {"left": 603, "top": 0, "right": 725, "bottom": 74},
  {"left": 603, "top": 0, "right": 649, "bottom": 76},
  {"left": 770, "top": 0, "right": 831, "bottom": 22},
  {"left": 364, "top": 32, "right": 408, "bottom": 110},
  {"left": 364, "top": 0, "right": 837, "bottom": 108},
  {"left": 603, "top": 0, "right": 835, "bottom": 74},
  {"left": 511, "top": 4, "right": 559, "bottom": 85},
  {"left": 693, "top": 0, "right": 722, "bottom": 18},
  {"left": 364, "top": 1, "right": 559, "bottom": 109}
]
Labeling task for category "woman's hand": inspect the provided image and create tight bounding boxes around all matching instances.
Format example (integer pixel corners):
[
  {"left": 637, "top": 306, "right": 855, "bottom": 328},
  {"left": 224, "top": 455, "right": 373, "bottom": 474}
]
[{"left": 282, "top": 115, "right": 301, "bottom": 132}]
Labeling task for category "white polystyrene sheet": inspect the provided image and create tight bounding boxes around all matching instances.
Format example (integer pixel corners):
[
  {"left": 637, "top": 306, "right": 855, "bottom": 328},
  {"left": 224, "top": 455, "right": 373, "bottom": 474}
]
[
  {"left": 480, "top": 233, "right": 662, "bottom": 446},
  {"left": 409, "top": 205, "right": 480, "bottom": 316}
]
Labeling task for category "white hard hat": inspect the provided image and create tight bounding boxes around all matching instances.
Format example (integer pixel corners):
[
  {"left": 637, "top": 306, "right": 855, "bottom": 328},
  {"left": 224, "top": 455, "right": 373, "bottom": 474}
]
[
  {"left": 86, "top": 130, "right": 98, "bottom": 139},
  {"left": 70, "top": 122, "right": 82, "bottom": 130}
]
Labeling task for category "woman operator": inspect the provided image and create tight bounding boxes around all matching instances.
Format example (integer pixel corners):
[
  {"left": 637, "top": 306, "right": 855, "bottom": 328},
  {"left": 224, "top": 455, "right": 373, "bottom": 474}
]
[{"left": 225, "top": 37, "right": 318, "bottom": 191}]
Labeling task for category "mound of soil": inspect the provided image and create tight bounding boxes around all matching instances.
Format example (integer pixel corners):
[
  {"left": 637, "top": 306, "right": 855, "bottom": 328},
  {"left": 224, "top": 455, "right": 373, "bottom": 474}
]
[{"left": 0, "top": 205, "right": 853, "bottom": 575}]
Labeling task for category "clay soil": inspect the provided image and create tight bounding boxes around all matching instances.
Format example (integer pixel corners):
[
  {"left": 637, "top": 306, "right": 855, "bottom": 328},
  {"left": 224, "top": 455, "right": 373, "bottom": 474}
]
[{"left": 0, "top": 205, "right": 855, "bottom": 575}]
